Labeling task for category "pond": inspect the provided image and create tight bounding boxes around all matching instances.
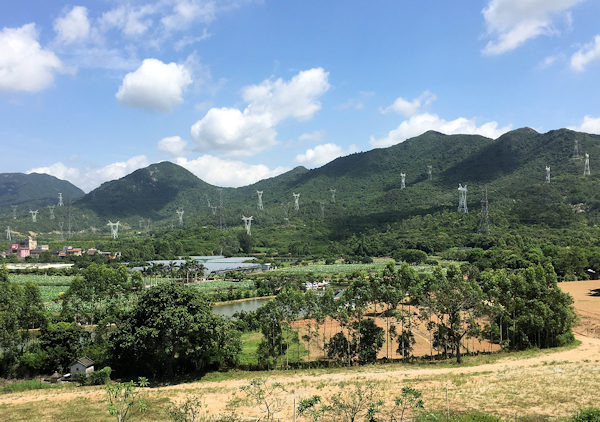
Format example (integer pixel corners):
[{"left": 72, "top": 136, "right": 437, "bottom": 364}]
[{"left": 213, "top": 297, "right": 272, "bottom": 317}]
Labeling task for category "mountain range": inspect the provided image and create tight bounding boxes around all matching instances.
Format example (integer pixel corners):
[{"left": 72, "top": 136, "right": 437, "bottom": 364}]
[{"left": 2, "top": 127, "right": 600, "bottom": 238}]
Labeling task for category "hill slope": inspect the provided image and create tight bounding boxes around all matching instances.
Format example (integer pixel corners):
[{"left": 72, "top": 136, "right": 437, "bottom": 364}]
[
  {"left": 0, "top": 172, "right": 84, "bottom": 210},
  {"left": 76, "top": 161, "right": 217, "bottom": 219}
]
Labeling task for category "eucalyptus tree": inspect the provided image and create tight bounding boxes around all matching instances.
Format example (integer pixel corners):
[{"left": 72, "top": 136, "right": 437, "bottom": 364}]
[{"left": 427, "top": 265, "right": 487, "bottom": 363}]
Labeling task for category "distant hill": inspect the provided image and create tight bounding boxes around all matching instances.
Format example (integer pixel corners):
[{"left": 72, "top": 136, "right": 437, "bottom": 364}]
[
  {"left": 5, "top": 127, "right": 600, "bottom": 244},
  {"left": 76, "top": 161, "right": 218, "bottom": 219},
  {"left": 0, "top": 172, "right": 84, "bottom": 210}
]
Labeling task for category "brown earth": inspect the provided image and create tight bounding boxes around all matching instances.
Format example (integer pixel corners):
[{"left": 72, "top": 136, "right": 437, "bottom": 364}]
[{"left": 1, "top": 280, "right": 599, "bottom": 421}]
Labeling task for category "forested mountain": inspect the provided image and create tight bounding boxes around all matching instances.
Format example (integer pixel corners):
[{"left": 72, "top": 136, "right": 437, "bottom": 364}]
[
  {"left": 0, "top": 172, "right": 84, "bottom": 209},
  {"left": 3, "top": 127, "right": 600, "bottom": 258},
  {"left": 75, "top": 161, "right": 217, "bottom": 219}
]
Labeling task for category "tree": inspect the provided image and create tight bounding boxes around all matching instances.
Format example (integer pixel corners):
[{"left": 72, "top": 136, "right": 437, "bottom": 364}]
[
  {"left": 241, "top": 378, "right": 286, "bottom": 422},
  {"left": 427, "top": 265, "right": 486, "bottom": 363},
  {"left": 256, "top": 301, "right": 286, "bottom": 368},
  {"left": 105, "top": 377, "right": 148, "bottom": 422},
  {"left": 384, "top": 386, "right": 424, "bottom": 422},
  {"left": 356, "top": 318, "right": 384, "bottom": 364},
  {"left": 237, "top": 231, "right": 254, "bottom": 254},
  {"left": 109, "top": 282, "right": 241, "bottom": 378},
  {"left": 39, "top": 322, "right": 89, "bottom": 373},
  {"left": 325, "top": 382, "right": 383, "bottom": 422}
]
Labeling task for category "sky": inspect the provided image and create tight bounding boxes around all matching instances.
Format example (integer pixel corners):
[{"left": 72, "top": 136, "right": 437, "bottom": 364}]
[{"left": 1, "top": 0, "right": 600, "bottom": 192}]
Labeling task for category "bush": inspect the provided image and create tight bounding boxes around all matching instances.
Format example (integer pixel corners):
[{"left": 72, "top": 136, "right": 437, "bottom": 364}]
[
  {"left": 87, "top": 366, "right": 112, "bottom": 385},
  {"left": 393, "top": 249, "right": 428, "bottom": 264},
  {"left": 572, "top": 408, "right": 600, "bottom": 422}
]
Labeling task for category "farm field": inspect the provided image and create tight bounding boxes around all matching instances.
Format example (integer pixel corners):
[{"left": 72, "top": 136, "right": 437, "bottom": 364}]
[
  {"left": 1, "top": 280, "right": 599, "bottom": 421},
  {"left": 272, "top": 258, "right": 395, "bottom": 276},
  {"left": 7, "top": 274, "right": 255, "bottom": 311},
  {"left": 272, "top": 258, "right": 459, "bottom": 277}
]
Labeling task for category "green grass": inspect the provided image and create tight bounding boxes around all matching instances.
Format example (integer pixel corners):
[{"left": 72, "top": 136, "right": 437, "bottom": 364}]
[
  {"left": 1, "top": 379, "right": 58, "bottom": 394},
  {"left": 145, "top": 278, "right": 254, "bottom": 291},
  {"left": 8, "top": 274, "right": 74, "bottom": 286},
  {"left": 272, "top": 259, "right": 395, "bottom": 276},
  {"left": 238, "top": 330, "right": 309, "bottom": 367}
]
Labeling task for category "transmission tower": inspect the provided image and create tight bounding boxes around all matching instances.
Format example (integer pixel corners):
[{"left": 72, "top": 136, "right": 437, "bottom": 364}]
[
  {"left": 29, "top": 209, "right": 39, "bottom": 223},
  {"left": 144, "top": 218, "right": 151, "bottom": 232},
  {"left": 257, "top": 190, "right": 263, "bottom": 210},
  {"left": 6, "top": 226, "right": 11, "bottom": 242},
  {"left": 107, "top": 221, "right": 120, "bottom": 239},
  {"left": 47, "top": 205, "right": 55, "bottom": 220},
  {"left": 57, "top": 193, "right": 63, "bottom": 206},
  {"left": 427, "top": 165, "right": 432, "bottom": 181},
  {"left": 329, "top": 188, "right": 336, "bottom": 203},
  {"left": 293, "top": 193, "right": 300, "bottom": 211},
  {"left": 478, "top": 187, "right": 490, "bottom": 234},
  {"left": 457, "top": 184, "right": 468, "bottom": 213},
  {"left": 210, "top": 205, "right": 217, "bottom": 216},
  {"left": 241, "top": 215, "right": 253, "bottom": 236},
  {"left": 319, "top": 201, "right": 325, "bottom": 219},
  {"left": 206, "top": 196, "right": 211, "bottom": 208},
  {"left": 176, "top": 208, "right": 184, "bottom": 226},
  {"left": 400, "top": 172, "right": 406, "bottom": 189},
  {"left": 584, "top": 153, "right": 591, "bottom": 176},
  {"left": 573, "top": 139, "right": 580, "bottom": 159},
  {"left": 545, "top": 166, "right": 551, "bottom": 184},
  {"left": 11, "top": 205, "right": 17, "bottom": 220}
]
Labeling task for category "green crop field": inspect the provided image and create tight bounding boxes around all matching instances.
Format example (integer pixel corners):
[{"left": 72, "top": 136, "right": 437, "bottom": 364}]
[
  {"left": 144, "top": 277, "right": 254, "bottom": 291},
  {"left": 272, "top": 259, "right": 395, "bottom": 276},
  {"left": 9, "top": 274, "right": 72, "bottom": 304}
]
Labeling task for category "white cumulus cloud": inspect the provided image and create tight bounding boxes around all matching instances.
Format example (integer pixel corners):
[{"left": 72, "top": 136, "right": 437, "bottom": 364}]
[
  {"left": 299, "top": 130, "right": 325, "bottom": 142},
  {"left": 571, "top": 35, "right": 600, "bottom": 72},
  {"left": 380, "top": 91, "right": 436, "bottom": 117},
  {"left": 242, "top": 68, "right": 331, "bottom": 123},
  {"left": 116, "top": 58, "right": 192, "bottom": 112},
  {"left": 191, "top": 107, "right": 277, "bottom": 157},
  {"left": 27, "top": 155, "right": 150, "bottom": 192},
  {"left": 482, "top": 0, "right": 583, "bottom": 55},
  {"left": 190, "top": 67, "right": 330, "bottom": 157},
  {"left": 296, "top": 143, "right": 358, "bottom": 168},
  {"left": 54, "top": 6, "right": 90, "bottom": 44},
  {"left": 99, "top": 4, "right": 157, "bottom": 37},
  {"left": 0, "top": 23, "right": 63, "bottom": 93},
  {"left": 174, "top": 155, "right": 289, "bottom": 187},
  {"left": 370, "top": 113, "right": 512, "bottom": 148},
  {"left": 568, "top": 115, "right": 600, "bottom": 134},
  {"left": 162, "top": 0, "right": 217, "bottom": 31},
  {"left": 158, "top": 136, "right": 188, "bottom": 156}
]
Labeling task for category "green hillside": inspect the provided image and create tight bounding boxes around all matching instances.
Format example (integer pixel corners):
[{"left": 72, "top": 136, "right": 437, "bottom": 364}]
[
  {"left": 3, "top": 127, "right": 600, "bottom": 263},
  {"left": 0, "top": 172, "right": 84, "bottom": 210}
]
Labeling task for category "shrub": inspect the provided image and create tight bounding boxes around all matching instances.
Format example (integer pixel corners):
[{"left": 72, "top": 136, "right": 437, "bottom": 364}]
[
  {"left": 572, "top": 408, "right": 600, "bottom": 422},
  {"left": 87, "top": 366, "right": 112, "bottom": 385}
]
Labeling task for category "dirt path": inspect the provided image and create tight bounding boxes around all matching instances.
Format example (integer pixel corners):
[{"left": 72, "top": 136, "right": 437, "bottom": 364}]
[{"left": 1, "top": 280, "right": 599, "bottom": 421}]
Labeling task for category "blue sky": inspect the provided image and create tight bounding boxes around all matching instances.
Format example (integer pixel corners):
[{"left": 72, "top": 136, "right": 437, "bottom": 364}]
[{"left": 1, "top": 0, "right": 599, "bottom": 192}]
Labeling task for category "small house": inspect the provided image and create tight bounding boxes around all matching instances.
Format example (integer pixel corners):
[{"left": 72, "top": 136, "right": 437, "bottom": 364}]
[{"left": 70, "top": 357, "right": 94, "bottom": 376}]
